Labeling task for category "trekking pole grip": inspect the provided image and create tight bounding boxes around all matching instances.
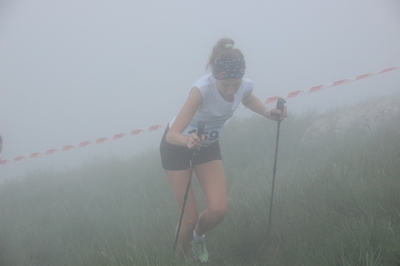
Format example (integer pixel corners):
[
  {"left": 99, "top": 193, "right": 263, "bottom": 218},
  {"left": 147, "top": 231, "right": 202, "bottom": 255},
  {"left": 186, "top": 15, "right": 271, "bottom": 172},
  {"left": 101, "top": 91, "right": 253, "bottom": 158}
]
[
  {"left": 272, "top": 97, "right": 286, "bottom": 121},
  {"left": 193, "top": 121, "right": 205, "bottom": 155},
  {"left": 197, "top": 121, "right": 205, "bottom": 138},
  {"left": 276, "top": 97, "right": 286, "bottom": 112}
]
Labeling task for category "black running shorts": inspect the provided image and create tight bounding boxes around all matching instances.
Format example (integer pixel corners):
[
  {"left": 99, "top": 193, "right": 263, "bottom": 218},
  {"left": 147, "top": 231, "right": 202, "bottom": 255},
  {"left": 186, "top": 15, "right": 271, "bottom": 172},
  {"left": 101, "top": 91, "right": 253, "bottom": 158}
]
[{"left": 159, "top": 127, "right": 222, "bottom": 171}]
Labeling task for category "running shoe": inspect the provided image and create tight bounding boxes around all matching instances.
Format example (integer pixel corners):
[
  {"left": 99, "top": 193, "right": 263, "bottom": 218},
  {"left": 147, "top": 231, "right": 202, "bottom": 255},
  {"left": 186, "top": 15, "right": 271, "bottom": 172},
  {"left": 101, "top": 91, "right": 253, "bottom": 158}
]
[{"left": 191, "top": 235, "right": 209, "bottom": 263}]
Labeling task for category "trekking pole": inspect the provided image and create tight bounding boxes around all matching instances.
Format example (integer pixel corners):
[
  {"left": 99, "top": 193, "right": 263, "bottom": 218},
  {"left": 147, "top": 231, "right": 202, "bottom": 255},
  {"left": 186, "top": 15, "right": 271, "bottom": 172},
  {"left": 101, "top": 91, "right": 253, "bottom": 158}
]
[
  {"left": 173, "top": 121, "right": 205, "bottom": 253},
  {"left": 267, "top": 97, "right": 286, "bottom": 237}
]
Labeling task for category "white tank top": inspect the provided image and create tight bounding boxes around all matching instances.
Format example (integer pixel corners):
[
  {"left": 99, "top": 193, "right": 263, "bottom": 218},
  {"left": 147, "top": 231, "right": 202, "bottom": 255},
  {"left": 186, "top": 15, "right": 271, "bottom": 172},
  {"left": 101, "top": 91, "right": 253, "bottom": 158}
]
[{"left": 170, "top": 74, "right": 253, "bottom": 147}]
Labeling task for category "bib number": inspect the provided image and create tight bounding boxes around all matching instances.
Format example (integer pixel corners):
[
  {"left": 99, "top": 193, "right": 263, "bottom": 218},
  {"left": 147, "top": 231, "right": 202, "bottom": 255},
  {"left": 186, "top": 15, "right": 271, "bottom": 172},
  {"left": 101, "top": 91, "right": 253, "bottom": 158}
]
[{"left": 188, "top": 129, "right": 219, "bottom": 141}]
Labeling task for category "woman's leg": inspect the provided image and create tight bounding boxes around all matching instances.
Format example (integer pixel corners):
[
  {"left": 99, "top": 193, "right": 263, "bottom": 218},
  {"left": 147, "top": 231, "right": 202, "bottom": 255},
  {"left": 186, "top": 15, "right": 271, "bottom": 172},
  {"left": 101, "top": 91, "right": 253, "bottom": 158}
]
[
  {"left": 193, "top": 160, "right": 227, "bottom": 236},
  {"left": 165, "top": 169, "right": 199, "bottom": 258}
]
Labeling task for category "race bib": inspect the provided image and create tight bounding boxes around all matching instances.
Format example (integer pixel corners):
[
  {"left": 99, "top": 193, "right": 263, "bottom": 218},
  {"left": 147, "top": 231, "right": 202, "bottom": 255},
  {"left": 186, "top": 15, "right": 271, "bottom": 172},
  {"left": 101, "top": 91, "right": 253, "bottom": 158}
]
[{"left": 185, "top": 122, "right": 223, "bottom": 147}]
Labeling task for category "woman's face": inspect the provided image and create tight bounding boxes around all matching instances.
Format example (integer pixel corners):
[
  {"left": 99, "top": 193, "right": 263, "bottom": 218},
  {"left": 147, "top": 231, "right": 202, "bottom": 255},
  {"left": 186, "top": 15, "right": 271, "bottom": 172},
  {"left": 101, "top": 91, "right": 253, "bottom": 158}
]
[{"left": 216, "top": 78, "right": 242, "bottom": 101}]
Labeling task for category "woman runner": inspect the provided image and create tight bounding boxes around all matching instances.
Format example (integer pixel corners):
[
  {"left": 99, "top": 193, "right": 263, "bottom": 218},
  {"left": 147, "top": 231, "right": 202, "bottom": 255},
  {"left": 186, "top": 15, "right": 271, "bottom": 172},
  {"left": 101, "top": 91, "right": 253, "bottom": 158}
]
[{"left": 159, "top": 38, "right": 287, "bottom": 262}]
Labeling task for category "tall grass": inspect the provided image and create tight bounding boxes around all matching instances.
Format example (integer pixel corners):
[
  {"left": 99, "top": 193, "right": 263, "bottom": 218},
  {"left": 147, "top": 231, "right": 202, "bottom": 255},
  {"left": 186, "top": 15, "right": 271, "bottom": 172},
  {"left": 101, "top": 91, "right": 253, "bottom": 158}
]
[{"left": 0, "top": 106, "right": 399, "bottom": 265}]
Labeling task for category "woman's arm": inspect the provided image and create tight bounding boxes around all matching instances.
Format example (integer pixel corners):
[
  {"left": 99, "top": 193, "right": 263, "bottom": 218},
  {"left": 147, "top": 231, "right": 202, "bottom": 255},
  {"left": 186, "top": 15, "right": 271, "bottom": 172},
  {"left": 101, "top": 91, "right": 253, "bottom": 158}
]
[
  {"left": 241, "top": 93, "right": 267, "bottom": 116},
  {"left": 166, "top": 87, "right": 203, "bottom": 149},
  {"left": 242, "top": 93, "right": 287, "bottom": 120}
]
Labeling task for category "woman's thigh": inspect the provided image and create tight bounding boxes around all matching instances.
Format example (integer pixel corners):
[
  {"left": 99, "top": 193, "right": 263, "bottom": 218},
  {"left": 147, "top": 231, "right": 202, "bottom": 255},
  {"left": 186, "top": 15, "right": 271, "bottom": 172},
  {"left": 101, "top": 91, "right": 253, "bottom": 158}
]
[
  {"left": 194, "top": 160, "right": 227, "bottom": 212},
  {"left": 165, "top": 169, "right": 199, "bottom": 223}
]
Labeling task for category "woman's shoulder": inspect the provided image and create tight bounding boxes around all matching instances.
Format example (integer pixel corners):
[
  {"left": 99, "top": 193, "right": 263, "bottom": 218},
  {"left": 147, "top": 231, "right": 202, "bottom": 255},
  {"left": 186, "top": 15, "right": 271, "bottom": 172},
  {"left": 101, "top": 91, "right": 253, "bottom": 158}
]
[
  {"left": 191, "top": 74, "right": 214, "bottom": 89},
  {"left": 240, "top": 77, "right": 254, "bottom": 97},
  {"left": 242, "top": 77, "right": 254, "bottom": 85}
]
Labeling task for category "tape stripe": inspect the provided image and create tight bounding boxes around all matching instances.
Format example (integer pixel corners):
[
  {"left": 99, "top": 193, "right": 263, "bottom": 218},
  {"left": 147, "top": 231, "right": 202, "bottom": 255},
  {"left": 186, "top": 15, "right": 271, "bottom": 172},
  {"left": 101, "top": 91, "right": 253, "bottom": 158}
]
[
  {"left": 14, "top": 156, "right": 25, "bottom": 162},
  {"left": 265, "top": 96, "right": 279, "bottom": 104},
  {"left": 332, "top": 79, "right": 350, "bottom": 86},
  {"left": 113, "top": 133, "right": 126, "bottom": 140},
  {"left": 380, "top": 67, "right": 396, "bottom": 73},
  {"left": 29, "top": 152, "right": 41, "bottom": 158},
  {"left": 309, "top": 85, "right": 325, "bottom": 93},
  {"left": 287, "top": 90, "right": 302, "bottom": 98},
  {"left": 79, "top": 141, "right": 91, "bottom": 147},
  {"left": 131, "top": 129, "right": 144, "bottom": 135},
  {"left": 62, "top": 145, "right": 74, "bottom": 151},
  {"left": 95, "top": 137, "right": 108, "bottom": 144},
  {"left": 355, "top": 73, "right": 373, "bottom": 80}
]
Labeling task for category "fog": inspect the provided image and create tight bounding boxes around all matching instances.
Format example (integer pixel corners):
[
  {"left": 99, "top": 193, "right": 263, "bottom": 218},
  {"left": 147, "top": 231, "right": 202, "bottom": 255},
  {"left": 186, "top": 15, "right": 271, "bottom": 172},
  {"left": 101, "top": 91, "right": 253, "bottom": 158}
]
[{"left": 1, "top": 0, "right": 399, "bottom": 179}]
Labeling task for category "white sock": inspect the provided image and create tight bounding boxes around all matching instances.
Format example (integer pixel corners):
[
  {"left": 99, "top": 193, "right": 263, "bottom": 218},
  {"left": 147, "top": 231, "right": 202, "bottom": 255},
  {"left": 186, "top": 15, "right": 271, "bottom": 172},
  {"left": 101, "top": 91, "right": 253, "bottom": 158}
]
[{"left": 193, "top": 231, "right": 202, "bottom": 242}]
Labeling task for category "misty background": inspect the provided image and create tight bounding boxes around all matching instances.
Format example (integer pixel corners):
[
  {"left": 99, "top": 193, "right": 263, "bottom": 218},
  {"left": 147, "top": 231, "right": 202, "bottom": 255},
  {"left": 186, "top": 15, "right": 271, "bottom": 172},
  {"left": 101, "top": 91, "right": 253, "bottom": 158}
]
[{"left": 1, "top": 0, "right": 399, "bottom": 179}]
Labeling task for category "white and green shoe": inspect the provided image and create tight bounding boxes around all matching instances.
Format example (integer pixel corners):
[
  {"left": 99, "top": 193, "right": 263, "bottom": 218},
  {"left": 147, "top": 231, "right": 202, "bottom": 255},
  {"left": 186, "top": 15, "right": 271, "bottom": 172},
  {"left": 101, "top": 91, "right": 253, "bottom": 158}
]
[{"left": 191, "top": 235, "right": 209, "bottom": 263}]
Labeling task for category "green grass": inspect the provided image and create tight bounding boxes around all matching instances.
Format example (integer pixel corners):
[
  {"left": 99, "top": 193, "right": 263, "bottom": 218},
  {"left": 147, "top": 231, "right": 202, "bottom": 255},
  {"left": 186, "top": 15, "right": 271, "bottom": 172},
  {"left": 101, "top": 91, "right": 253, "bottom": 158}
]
[{"left": 0, "top": 105, "right": 399, "bottom": 265}]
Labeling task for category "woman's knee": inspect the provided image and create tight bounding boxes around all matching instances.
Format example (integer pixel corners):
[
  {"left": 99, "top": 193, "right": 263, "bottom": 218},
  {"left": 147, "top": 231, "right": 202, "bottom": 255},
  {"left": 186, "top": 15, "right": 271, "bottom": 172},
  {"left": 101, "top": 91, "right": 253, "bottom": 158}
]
[
  {"left": 209, "top": 203, "right": 227, "bottom": 221},
  {"left": 183, "top": 214, "right": 198, "bottom": 230}
]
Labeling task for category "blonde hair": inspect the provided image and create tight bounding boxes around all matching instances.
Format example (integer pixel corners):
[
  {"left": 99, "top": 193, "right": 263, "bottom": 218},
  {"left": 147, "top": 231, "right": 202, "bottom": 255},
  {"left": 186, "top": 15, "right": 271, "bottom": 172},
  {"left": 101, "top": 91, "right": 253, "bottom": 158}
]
[{"left": 206, "top": 38, "right": 244, "bottom": 72}]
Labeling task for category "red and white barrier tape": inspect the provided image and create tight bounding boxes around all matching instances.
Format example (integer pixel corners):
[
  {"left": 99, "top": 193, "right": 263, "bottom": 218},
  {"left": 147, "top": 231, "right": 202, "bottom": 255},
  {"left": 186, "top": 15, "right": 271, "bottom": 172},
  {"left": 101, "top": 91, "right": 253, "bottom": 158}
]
[
  {"left": 0, "top": 123, "right": 168, "bottom": 166},
  {"left": 1, "top": 66, "right": 398, "bottom": 166},
  {"left": 247, "top": 66, "right": 399, "bottom": 107}
]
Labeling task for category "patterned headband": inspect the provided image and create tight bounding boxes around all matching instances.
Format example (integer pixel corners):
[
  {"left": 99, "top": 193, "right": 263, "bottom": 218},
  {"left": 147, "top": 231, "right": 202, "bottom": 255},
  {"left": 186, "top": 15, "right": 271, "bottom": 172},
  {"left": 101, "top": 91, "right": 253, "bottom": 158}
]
[{"left": 212, "top": 58, "right": 246, "bottom": 80}]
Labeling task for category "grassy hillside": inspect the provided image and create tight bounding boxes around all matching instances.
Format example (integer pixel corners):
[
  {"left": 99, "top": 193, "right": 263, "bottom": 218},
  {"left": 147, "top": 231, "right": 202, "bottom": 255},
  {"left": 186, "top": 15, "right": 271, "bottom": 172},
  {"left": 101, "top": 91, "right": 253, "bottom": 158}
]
[{"left": 0, "top": 107, "right": 399, "bottom": 266}]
